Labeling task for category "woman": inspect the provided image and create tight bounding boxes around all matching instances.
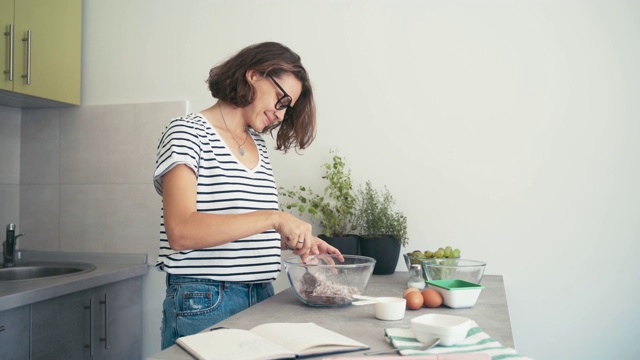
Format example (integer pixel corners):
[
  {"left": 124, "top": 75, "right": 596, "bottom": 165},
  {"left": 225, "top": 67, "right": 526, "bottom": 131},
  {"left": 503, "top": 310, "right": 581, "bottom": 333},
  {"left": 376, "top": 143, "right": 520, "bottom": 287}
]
[{"left": 153, "top": 42, "right": 343, "bottom": 349}]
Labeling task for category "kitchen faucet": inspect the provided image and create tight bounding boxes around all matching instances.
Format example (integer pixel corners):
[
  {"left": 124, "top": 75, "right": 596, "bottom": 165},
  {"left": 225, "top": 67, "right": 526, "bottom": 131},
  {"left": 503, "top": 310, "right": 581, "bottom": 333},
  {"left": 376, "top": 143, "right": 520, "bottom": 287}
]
[{"left": 3, "top": 223, "right": 25, "bottom": 267}]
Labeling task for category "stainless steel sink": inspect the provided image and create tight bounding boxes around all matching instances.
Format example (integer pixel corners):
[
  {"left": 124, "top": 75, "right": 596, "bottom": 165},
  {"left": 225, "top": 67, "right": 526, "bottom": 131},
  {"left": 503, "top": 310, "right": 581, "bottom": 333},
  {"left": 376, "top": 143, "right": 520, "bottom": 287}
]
[{"left": 0, "top": 262, "right": 97, "bottom": 281}]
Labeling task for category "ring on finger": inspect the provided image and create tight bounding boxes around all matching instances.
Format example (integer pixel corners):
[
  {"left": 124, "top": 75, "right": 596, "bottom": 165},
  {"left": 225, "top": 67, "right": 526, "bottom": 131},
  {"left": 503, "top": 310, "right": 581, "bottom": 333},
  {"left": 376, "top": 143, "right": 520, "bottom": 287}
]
[{"left": 297, "top": 240, "right": 304, "bottom": 244}]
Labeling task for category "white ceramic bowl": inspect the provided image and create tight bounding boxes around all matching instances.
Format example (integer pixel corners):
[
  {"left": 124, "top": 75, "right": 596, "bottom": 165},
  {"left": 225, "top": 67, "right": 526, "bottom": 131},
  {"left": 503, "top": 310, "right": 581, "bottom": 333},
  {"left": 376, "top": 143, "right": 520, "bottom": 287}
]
[
  {"left": 426, "top": 279, "right": 484, "bottom": 308},
  {"left": 373, "top": 297, "right": 406, "bottom": 321},
  {"left": 410, "top": 313, "right": 470, "bottom": 346}
]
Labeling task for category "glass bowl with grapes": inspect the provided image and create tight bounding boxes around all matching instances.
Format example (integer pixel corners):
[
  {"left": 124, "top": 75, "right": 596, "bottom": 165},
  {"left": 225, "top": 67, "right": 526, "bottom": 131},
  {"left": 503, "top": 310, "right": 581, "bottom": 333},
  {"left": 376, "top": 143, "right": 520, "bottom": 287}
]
[
  {"left": 421, "top": 258, "right": 486, "bottom": 284},
  {"left": 403, "top": 246, "right": 462, "bottom": 271},
  {"left": 404, "top": 247, "right": 485, "bottom": 285}
]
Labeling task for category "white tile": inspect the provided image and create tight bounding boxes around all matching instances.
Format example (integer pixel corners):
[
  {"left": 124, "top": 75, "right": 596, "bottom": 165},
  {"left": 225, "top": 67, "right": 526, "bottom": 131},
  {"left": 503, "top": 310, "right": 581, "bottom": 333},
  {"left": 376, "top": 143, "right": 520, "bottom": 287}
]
[
  {"left": 20, "top": 109, "right": 60, "bottom": 184},
  {"left": 19, "top": 184, "right": 60, "bottom": 251},
  {"left": 13, "top": 101, "right": 186, "bottom": 255},
  {"left": 0, "top": 106, "right": 21, "bottom": 184},
  {"left": 58, "top": 102, "right": 188, "bottom": 185},
  {"left": 59, "top": 104, "right": 135, "bottom": 184},
  {"left": 59, "top": 184, "right": 161, "bottom": 255},
  {"left": 135, "top": 101, "right": 188, "bottom": 184},
  {"left": 0, "top": 184, "right": 20, "bottom": 229}
]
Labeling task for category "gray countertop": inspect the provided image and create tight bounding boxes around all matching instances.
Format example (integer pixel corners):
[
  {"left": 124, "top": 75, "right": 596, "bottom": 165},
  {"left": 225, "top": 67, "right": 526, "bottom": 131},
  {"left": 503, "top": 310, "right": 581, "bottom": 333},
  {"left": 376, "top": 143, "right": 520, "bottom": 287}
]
[
  {"left": 149, "top": 273, "right": 513, "bottom": 359},
  {"left": 0, "top": 250, "right": 149, "bottom": 312}
]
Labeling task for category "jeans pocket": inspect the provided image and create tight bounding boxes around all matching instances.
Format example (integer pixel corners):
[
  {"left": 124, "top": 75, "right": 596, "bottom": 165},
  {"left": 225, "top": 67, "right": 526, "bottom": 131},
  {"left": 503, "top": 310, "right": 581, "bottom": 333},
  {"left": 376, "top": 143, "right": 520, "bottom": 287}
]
[
  {"left": 176, "top": 283, "right": 222, "bottom": 316},
  {"left": 174, "top": 283, "right": 224, "bottom": 338}
]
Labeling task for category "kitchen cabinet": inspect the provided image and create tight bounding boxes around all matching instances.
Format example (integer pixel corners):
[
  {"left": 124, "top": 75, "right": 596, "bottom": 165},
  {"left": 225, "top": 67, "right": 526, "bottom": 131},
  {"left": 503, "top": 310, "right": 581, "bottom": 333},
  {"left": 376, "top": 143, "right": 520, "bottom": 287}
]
[
  {"left": 31, "top": 288, "right": 92, "bottom": 360},
  {"left": 0, "top": 304, "right": 30, "bottom": 360},
  {"left": 91, "top": 277, "right": 143, "bottom": 360},
  {"left": 1, "top": 277, "right": 142, "bottom": 360},
  {"left": 1, "top": 0, "right": 82, "bottom": 106}
]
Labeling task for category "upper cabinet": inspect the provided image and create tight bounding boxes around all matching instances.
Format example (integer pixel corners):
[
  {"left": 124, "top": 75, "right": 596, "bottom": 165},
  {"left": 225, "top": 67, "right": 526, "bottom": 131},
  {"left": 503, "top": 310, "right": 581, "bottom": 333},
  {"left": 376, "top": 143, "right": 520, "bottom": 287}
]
[
  {"left": 1, "top": 0, "right": 82, "bottom": 107},
  {"left": 0, "top": 0, "right": 13, "bottom": 93}
]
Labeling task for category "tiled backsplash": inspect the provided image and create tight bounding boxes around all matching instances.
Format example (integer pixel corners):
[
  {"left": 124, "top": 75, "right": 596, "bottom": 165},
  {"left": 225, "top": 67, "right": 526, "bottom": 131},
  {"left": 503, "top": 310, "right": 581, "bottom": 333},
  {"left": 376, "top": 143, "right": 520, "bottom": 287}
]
[
  {"left": 1, "top": 101, "right": 187, "bottom": 258},
  {"left": 0, "top": 106, "right": 21, "bottom": 227},
  {"left": 2, "top": 101, "right": 291, "bottom": 357}
]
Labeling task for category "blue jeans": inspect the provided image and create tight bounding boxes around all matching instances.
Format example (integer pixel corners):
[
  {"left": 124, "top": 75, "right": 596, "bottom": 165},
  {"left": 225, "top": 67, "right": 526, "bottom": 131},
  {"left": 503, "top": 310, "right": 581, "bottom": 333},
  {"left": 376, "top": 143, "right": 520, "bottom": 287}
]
[{"left": 161, "top": 273, "right": 275, "bottom": 349}]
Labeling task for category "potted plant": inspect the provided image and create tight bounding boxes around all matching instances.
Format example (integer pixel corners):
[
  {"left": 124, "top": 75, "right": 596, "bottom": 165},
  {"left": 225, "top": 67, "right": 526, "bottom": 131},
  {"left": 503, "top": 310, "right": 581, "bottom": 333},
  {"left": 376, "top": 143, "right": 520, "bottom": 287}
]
[
  {"left": 279, "top": 151, "right": 360, "bottom": 254},
  {"left": 354, "top": 180, "right": 408, "bottom": 275}
]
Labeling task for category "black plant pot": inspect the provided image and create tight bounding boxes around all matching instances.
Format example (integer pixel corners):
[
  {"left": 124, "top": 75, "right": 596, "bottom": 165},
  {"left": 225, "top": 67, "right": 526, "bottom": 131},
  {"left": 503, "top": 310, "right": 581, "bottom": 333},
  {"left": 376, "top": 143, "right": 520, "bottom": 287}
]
[
  {"left": 359, "top": 235, "right": 401, "bottom": 275},
  {"left": 318, "top": 234, "right": 361, "bottom": 255}
]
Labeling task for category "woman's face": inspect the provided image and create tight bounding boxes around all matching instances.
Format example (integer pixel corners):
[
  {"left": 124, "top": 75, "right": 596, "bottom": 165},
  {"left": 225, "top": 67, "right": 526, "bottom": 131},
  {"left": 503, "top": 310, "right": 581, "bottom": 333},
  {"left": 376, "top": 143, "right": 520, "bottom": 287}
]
[{"left": 244, "top": 71, "right": 302, "bottom": 132}]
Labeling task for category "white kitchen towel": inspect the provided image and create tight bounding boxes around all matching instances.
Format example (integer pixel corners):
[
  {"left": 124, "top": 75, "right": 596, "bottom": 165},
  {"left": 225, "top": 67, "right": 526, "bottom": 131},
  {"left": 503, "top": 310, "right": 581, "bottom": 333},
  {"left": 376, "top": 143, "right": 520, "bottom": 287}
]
[{"left": 384, "top": 321, "right": 533, "bottom": 359}]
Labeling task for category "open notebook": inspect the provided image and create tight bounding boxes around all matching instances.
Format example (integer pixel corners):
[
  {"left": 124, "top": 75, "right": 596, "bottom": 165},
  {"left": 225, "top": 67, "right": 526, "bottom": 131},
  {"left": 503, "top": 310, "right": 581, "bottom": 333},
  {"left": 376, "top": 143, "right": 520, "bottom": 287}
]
[{"left": 176, "top": 322, "right": 369, "bottom": 360}]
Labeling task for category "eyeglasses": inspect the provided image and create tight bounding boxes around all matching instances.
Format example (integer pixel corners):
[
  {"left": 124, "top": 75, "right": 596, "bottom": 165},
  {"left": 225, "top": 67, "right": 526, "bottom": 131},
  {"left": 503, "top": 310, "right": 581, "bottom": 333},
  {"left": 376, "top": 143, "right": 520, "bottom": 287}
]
[{"left": 267, "top": 75, "right": 293, "bottom": 111}]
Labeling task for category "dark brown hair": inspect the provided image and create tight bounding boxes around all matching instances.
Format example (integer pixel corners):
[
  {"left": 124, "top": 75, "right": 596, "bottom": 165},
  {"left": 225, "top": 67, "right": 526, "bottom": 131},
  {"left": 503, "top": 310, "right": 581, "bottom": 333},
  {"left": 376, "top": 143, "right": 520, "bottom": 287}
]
[{"left": 207, "top": 42, "right": 316, "bottom": 152}]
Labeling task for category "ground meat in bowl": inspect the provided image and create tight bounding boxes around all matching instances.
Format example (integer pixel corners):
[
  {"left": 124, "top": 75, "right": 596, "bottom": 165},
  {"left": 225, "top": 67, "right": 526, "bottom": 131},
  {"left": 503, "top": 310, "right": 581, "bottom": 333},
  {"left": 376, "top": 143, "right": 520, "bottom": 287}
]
[{"left": 294, "top": 272, "right": 361, "bottom": 305}]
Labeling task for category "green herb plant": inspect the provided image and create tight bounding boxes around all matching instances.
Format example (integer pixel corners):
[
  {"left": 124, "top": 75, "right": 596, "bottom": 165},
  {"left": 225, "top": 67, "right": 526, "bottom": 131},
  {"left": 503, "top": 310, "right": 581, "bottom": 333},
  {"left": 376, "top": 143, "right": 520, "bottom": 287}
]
[
  {"left": 279, "top": 152, "right": 357, "bottom": 237},
  {"left": 354, "top": 180, "right": 409, "bottom": 247}
]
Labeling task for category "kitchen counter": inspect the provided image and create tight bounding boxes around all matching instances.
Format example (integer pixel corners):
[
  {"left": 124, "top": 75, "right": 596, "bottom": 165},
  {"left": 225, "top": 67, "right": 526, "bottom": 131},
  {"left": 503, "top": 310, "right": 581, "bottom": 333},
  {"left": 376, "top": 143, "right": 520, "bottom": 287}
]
[
  {"left": 149, "top": 273, "right": 513, "bottom": 359},
  {"left": 0, "top": 250, "right": 149, "bottom": 312}
]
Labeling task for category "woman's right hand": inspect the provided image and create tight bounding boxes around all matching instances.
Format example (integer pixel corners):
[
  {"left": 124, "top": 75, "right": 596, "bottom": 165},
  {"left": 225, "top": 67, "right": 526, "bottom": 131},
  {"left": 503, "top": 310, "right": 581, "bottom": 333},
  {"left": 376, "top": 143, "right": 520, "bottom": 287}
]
[{"left": 275, "top": 212, "right": 318, "bottom": 259}]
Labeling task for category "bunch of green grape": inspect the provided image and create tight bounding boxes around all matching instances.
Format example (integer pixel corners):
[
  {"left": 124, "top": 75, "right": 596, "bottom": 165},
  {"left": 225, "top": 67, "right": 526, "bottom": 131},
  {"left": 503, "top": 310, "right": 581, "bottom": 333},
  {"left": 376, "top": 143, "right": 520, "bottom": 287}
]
[
  {"left": 426, "top": 246, "right": 461, "bottom": 259},
  {"left": 407, "top": 246, "right": 461, "bottom": 265},
  {"left": 407, "top": 246, "right": 461, "bottom": 280}
]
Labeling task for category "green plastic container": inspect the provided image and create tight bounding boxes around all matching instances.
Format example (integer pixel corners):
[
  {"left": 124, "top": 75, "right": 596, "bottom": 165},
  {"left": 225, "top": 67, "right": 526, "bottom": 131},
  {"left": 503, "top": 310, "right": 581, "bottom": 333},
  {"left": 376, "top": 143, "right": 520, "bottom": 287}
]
[{"left": 426, "top": 279, "right": 484, "bottom": 308}]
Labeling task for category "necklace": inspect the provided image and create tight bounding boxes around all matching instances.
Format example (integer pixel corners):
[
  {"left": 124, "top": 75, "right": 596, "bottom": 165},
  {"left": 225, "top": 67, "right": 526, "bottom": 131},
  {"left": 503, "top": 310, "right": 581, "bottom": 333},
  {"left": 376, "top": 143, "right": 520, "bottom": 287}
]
[{"left": 219, "top": 104, "right": 249, "bottom": 156}]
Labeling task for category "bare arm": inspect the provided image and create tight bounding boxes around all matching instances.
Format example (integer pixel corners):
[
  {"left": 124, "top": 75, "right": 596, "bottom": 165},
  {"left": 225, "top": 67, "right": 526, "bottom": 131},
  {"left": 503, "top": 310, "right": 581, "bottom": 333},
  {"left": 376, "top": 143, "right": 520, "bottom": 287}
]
[{"left": 162, "top": 164, "right": 318, "bottom": 255}]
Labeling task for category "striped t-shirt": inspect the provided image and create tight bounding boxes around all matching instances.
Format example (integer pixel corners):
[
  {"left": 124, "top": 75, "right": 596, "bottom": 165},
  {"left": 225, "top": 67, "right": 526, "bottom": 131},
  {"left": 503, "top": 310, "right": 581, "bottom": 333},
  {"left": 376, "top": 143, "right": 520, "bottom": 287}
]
[{"left": 153, "top": 113, "right": 281, "bottom": 283}]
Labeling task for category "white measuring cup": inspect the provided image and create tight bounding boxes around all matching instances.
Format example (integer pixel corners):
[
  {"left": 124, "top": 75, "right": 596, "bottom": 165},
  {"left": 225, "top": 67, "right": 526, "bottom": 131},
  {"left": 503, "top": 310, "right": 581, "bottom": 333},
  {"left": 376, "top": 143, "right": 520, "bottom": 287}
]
[{"left": 352, "top": 295, "right": 406, "bottom": 321}]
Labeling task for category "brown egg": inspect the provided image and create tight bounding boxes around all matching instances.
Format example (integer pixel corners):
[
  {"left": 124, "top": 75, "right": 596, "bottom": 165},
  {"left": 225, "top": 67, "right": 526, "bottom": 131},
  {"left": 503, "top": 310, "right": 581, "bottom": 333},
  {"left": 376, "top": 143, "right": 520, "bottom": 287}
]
[
  {"left": 421, "top": 288, "right": 443, "bottom": 308},
  {"left": 403, "top": 287, "right": 420, "bottom": 299},
  {"left": 405, "top": 291, "right": 424, "bottom": 310}
]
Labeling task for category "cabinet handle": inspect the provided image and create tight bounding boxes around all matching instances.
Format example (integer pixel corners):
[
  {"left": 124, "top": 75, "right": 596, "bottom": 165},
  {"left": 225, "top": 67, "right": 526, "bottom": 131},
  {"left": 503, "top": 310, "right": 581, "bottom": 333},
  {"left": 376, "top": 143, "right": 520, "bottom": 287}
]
[
  {"left": 0, "top": 325, "right": 5, "bottom": 332},
  {"left": 84, "top": 297, "right": 94, "bottom": 357},
  {"left": 21, "top": 30, "right": 31, "bottom": 85},
  {"left": 3, "top": 24, "right": 13, "bottom": 81},
  {"left": 99, "top": 293, "right": 109, "bottom": 349}
]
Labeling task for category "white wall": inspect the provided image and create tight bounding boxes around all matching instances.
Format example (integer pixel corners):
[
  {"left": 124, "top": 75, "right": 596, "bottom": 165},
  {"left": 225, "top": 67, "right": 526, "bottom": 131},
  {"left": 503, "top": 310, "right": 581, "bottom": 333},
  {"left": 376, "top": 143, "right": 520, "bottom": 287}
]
[{"left": 81, "top": 1, "right": 640, "bottom": 359}]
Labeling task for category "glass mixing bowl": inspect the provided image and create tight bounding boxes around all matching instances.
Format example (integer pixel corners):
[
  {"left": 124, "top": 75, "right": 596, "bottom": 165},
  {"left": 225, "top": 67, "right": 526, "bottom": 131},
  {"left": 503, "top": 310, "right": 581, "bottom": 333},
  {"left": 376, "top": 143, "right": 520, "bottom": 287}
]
[
  {"left": 283, "top": 254, "right": 376, "bottom": 307},
  {"left": 421, "top": 258, "right": 486, "bottom": 284}
]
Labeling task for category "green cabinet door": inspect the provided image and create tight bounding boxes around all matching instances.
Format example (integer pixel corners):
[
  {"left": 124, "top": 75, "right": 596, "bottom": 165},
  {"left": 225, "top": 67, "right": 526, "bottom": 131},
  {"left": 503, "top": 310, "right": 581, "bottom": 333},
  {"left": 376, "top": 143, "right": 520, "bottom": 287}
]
[
  {"left": 0, "top": 0, "right": 14, "bottom": 92},
  {"left": 13, "top": 0, "right": 81, "bottom": 105}
]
